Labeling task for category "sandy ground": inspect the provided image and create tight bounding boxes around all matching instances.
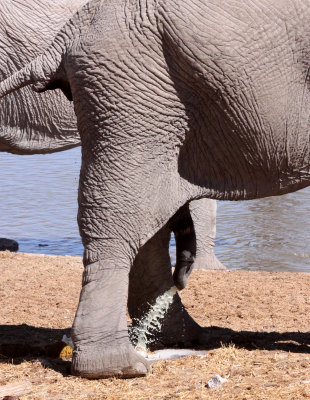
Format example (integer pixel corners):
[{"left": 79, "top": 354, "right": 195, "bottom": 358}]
[{"left": 1, "top": 251, "right": 310, "bottom": 399}]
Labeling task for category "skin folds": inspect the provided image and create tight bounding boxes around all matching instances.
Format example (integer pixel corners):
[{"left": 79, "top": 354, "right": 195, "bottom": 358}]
[{"left": 0, "top": 0, "right": 309, "bottom": 378}]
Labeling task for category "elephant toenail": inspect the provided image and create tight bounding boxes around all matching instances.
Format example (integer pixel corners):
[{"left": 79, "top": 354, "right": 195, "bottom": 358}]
[{"left": 135, "top": 362, "right": 148, "bottom": 374}]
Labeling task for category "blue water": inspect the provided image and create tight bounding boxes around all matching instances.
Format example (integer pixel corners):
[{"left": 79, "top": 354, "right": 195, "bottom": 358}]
[{"left": 0, "top": 147, "right": 309, "bottom": 272}]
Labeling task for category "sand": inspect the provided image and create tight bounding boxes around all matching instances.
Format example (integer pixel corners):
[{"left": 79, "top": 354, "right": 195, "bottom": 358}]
[{"left": 1, "top": 251, "right": 310, "bottom": 399}]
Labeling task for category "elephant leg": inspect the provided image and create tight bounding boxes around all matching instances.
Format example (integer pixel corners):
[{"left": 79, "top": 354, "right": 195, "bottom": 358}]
[
  {"left": 128, "top": 218, "right": 208, "bottom": 349},
  {"left": 71, "top": 170, "right": 151, "bottom": 379},
  {"left": 71, "top": 246, "right": 150, "bottom": 378},
  {"left": 189, "top": 199, "right": 226, "bottom": 270}
]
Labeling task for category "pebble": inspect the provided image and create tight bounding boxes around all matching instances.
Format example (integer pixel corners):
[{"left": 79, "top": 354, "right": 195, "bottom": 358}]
[
  {"left": 206, "top": 375, "right": 227, "bottom": 389},
  {"left": 263, "top": 382, "right": 278, "bottom": 387}
]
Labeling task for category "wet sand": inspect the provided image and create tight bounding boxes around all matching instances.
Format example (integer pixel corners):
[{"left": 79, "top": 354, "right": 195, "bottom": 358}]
[{"left": 1, "top": 251, "right": 310, "bottom": 399}]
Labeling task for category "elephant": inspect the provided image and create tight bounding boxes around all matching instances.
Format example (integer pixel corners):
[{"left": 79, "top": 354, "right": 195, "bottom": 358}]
[
  {"left": 2, "top": 0, "right": 308, "bottom": 379},
  {"left": 0, "top": 0, "right": 224, "bottom": 273},
  {"left": 0, "top": 0, "right": 225, "bottom": 375}
]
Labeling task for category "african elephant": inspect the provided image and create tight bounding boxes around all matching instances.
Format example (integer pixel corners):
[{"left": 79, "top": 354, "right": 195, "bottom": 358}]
[
  {"left": 2, "top": 0, "right": 307, "bottom": 379},
  {"left": 0, "top": 0, "right": 224, "bottom": 272},
  {"left": 0, "top": 0, "right": 224, "bottom": 373}
]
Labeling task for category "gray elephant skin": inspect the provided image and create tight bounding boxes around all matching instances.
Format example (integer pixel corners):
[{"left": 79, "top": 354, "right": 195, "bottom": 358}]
[
  {"left": 0, "top": 0, "right": 223, "bottom": 269},
  {"left": 0, "top": 0, "right": 223, "bottom": 377},
  {"left": 1, "top": 0, "right": 309, "bottom": 379},
  {"left": 0, "top": 0, "right": 86, "bottom": 153}
]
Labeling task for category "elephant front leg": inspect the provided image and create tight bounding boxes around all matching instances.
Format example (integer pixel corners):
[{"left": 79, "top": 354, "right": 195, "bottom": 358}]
[
  {"left": 71, "top": 264, "right": 150, "bottom": 378},
  {"left": 71, "top": 179, "right": 150, "bottom": 378},
  {"left": 128, "top": 223, "right": 208, "bottom": 350}
]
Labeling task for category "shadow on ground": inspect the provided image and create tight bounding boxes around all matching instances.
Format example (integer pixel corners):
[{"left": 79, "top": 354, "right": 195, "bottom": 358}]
[
  {"left": 0, "top": 324, "right": 72, "bottom": 374},
  {"left": 0, "top": 324, "right": 70, "bottom": 358},
  {"left": 201, "top": 326, "right": 310, "bottom": 354},
  {"left": 1, "top": 323, "right": 310, "bottom": 359}
]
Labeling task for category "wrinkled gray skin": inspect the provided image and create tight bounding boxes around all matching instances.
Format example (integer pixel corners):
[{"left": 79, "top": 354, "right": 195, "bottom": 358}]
[
  {"left": 0, "top": 0, "right": 224, "bottom": 371},
  {"left": 0, "top": 0, "right": 223, "bottom": 266},
  {"left": 2, "top": 0, "right": 309, "bottom": 379},
  {"left": 0, "top": 0, "right": 86, "bottom": 153}
]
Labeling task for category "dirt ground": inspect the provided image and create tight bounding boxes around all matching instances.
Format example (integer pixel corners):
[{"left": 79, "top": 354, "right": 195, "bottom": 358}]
[{"left": 1, "top": 251, "right": 310, "bottom": 399}]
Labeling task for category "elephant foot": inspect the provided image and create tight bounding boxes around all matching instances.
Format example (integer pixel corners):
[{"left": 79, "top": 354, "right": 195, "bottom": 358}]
[
  {"left": 156, "top": 313, "right": 210, "bottom": 349},
  {"left": 71, "top": 343, "right": 151, "bottom": 379},
  {"left": 194, "top": 253, "right": 226, "bottom": 270}
]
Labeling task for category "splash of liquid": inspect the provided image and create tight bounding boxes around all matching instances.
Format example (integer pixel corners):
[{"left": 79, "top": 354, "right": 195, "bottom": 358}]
[{"left": 130, "top": 286, "right": 178, "bottom": 352}]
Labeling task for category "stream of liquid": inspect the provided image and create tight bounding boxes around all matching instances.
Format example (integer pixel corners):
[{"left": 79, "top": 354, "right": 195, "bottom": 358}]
[
  {"left": 63, "top": 286, "right": 178, "bottom": 352},
  {"left": 130, "top": 286, "right": 178, "bottom": 351}
]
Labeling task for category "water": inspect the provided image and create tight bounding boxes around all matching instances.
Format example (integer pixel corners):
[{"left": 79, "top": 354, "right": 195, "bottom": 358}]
[
  {"left": 141, "top": 348, "right": 207, "bottom": 362},
  {"left": 0, "top": 148, "right": 82, "bottom": 256},
  {"left": 0, "top": 147, "right": 309, "bottom": 272},
  {"left": 215, "top": 190, "right": 310, "bottom": 272}
]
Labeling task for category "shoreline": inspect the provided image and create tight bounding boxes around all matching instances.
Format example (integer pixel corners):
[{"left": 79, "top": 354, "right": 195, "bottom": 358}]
[
  {"left": 1, "top": 251, "right": 83, "bottom": 259},
  {"left": 3, "top": 250, "right": 310, "bottom": 273}
]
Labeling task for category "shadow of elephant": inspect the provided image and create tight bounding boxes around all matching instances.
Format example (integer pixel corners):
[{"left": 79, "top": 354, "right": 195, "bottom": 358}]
[{"left": 1, "top": 324, "right": 309, "bottom": 377}]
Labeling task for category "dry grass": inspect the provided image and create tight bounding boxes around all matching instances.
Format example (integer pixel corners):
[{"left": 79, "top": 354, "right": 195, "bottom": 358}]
[{"left": 1, "top": 252, "right": 310, "bottom": 399}]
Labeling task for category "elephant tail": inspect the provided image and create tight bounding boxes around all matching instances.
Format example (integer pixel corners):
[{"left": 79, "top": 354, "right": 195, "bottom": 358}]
[
  {"left": 0, "top": 0, "right": 102, "bottom": 100},
  {"left": 0, "top": 49, "right": 62, "bottom": 99}
]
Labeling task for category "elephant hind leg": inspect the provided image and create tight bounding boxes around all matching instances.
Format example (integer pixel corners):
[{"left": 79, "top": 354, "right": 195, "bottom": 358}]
[
  {"left": 128, "top": 223, "right": 208, "bottom": 350},
  {"left": 189, "top": 199, "right": 226, "bottom": 271},
  {"left": 71, "top": 162, "right": 153, "bottom": 378}
]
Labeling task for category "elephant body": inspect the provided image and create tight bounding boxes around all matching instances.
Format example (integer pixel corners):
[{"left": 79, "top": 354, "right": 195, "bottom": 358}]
[
  {"left": 0, "top": 0, "right": 85, "bottom": 153},
  {"left": 1, "top": 0, "right": 308, "bottom": 378},
  {"left": 0, "top": 0, "right": 223, "bottom": 268}
]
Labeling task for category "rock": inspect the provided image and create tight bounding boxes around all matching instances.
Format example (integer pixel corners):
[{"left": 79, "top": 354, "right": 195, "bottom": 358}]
[
  {"left": 206, "top": 374, "right": 227, "bottom": 389},
  {"left": 0, "top": 238, "right": 18, "bottom": 252}
]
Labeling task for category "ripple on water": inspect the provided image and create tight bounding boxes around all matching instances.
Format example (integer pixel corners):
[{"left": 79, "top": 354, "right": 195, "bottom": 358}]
[{"left": 0, "top": 148, "right": 309, "bottom": 272}]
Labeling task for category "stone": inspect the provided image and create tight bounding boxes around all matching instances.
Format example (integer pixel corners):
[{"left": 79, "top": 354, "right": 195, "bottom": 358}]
[
  {"left": 0, "top": 238, "right": 18, "bottom": 252},
  {"left": 206, "top": 374, "right": 227, "bottom": 389}
]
